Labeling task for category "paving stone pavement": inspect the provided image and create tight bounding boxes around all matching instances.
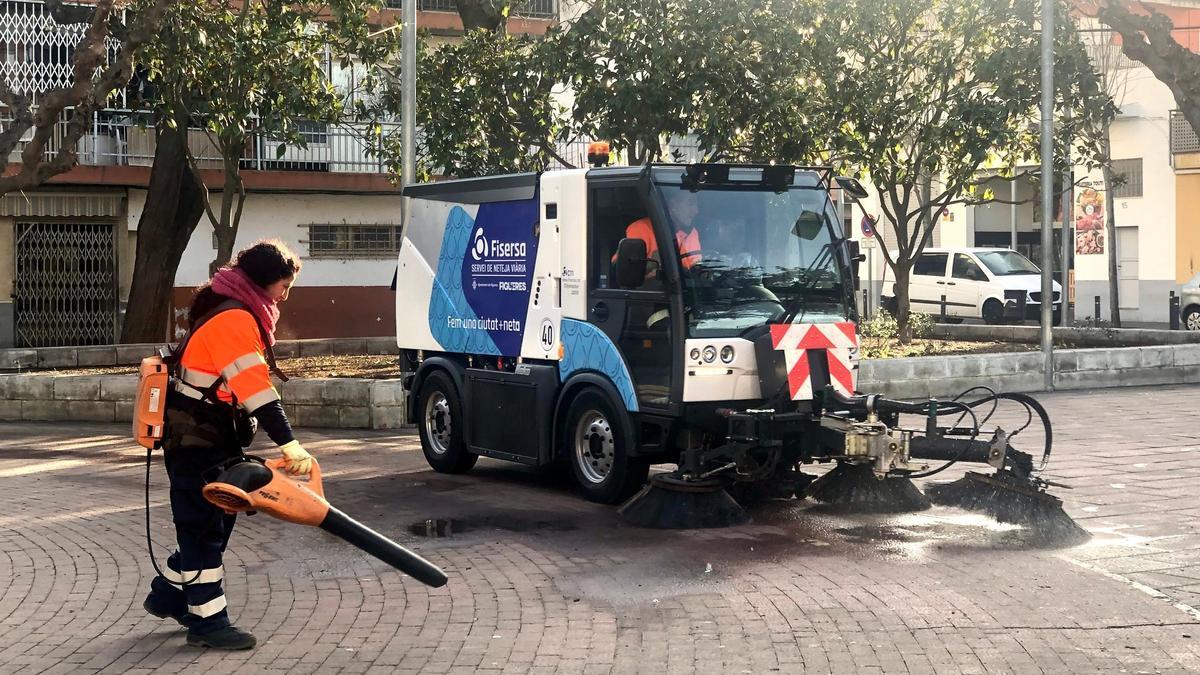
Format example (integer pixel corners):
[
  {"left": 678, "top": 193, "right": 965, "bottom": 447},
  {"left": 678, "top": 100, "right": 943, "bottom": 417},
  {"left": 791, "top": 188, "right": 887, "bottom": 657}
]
[{"left": 1, "top": 384, "right": 1199, "bottom": 673}]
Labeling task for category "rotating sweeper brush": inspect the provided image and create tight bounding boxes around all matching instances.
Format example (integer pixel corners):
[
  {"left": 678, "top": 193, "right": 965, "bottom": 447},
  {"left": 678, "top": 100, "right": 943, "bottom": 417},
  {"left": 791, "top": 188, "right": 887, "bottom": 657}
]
[
  {"left": 202, "top": 457, "right": 448, "bottom": 587},
  {"left": 620, "top": 386, "right": 1087, "bottom": 546}
]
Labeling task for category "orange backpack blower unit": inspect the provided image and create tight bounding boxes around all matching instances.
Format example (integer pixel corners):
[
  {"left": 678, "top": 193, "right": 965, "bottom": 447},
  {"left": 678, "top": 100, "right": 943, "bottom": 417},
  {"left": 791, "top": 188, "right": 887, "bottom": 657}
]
[{"left": 202, "top": 457, "right": 447, "bottom": 588}]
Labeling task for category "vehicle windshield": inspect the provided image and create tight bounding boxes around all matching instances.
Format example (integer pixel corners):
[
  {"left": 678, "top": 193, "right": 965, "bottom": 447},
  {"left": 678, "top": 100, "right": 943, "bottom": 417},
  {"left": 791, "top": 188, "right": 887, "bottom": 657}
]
[
  {"left": 654, "top": 173, "right": 846, "bottom": 338},
  {"left": 976, "top": 249, "right": 1040, "bottom": 276}
]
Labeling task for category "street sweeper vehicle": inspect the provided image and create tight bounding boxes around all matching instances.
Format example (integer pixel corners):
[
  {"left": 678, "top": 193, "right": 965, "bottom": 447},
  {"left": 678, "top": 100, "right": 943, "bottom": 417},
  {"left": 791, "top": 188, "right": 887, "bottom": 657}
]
[{"left": 395, "top": 159, "right": 1084, "bottom": 540}]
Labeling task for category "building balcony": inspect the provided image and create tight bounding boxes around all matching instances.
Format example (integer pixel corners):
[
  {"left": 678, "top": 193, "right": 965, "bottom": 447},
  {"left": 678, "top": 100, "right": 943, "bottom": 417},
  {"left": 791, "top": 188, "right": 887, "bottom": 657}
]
[
  {"left": 3, "top": 108, "right": 405, "bottom": 191},
  {"left": 384, "top": 0, "right": 556, "bottom": 19}
]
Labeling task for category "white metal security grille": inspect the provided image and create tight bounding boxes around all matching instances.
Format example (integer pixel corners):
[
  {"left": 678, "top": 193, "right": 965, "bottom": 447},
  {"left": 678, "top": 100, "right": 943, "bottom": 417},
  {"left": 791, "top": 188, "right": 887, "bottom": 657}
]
[
  {"left": 1171, "top": 111, "right": 1199, "bottom": 155},
  {"left": 0, "top": 0, "right": 124, "bottom": 106},
  {"left": 13, "top": 221, "right": 118, "bottom": 347}
]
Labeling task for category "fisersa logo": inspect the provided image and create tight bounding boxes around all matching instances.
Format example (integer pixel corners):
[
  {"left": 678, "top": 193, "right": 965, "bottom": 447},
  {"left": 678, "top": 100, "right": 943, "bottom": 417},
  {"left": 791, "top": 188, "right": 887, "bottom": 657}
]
[
  {"left": 471, "top": 228, "right": 489, "bottom": 261},
  {"left": 471, "top": 227, "right": 527, "bottom": 261}
]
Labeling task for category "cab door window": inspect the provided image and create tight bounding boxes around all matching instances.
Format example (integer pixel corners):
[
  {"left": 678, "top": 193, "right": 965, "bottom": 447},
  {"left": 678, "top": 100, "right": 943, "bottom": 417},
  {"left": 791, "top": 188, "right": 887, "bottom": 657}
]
[
  {"left": 589, "top": 185, "right": 663, "bottom": 292},
  {"left": 952, "top": 254, "right": 989, "bottom": 282}
]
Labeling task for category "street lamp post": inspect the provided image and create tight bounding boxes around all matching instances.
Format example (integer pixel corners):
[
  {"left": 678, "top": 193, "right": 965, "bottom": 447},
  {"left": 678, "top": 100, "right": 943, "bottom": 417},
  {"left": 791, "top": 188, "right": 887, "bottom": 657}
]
[
  {"left": 401, "top": 0, "right": 417, "bottom": 237},
  {"left": 1040, "top": 0, "right": 1055, "bottom": 389}
]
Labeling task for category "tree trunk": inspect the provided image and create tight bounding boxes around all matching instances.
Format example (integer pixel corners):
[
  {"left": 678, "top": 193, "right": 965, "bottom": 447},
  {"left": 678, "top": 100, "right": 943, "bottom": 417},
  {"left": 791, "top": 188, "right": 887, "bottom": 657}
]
[
  {"left": 1102, "top": 126, "right": 1121, "bottom": 327},
  {"left": 120, "top": 112, "right": 206, "bottom": 343},
  {"left": 455, "top": 0, "right": 508, "bottom": 31},
  {"left": 894, "top": 263, "right": 913, "bottom": 344}
]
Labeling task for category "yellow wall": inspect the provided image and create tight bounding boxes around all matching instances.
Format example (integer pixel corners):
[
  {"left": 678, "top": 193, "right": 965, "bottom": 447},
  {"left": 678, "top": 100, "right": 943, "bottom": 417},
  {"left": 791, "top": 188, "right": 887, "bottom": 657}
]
[{"left": 1176, "top": 173, "right": 1200, "bottom": 283}]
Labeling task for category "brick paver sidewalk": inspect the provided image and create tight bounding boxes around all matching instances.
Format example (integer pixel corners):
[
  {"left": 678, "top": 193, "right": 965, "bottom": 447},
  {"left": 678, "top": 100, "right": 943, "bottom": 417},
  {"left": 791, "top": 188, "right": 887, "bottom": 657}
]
[{"left": 1, "top": 385, "right": 1199, "bottom": 673}]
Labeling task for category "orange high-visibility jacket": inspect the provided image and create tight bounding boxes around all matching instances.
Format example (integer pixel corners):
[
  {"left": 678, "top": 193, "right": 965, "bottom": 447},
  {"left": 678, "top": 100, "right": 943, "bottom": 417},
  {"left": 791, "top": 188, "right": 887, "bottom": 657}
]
[
  {"left": 173, "top": 308, "right": 279, "bottom": 412},
  {"left": 620, "top": 217, "right": 703, "bottom": 269}
]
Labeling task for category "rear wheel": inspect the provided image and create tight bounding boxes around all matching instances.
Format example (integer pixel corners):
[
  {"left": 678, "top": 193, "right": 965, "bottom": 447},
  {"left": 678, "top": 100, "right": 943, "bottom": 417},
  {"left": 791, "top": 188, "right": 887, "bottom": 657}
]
[
  {"left": 565, "top": 389, "right": 648, "bottom": 504},
  {"left": 416, "top": 370, "right": 477, "bottom": 474}
]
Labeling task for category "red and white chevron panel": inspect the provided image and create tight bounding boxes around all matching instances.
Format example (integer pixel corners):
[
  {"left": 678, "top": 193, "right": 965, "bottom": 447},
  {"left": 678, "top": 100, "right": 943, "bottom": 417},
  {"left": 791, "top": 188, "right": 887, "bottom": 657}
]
[{"left": 769, "top": 322, "right": 858, "bottom": 400}]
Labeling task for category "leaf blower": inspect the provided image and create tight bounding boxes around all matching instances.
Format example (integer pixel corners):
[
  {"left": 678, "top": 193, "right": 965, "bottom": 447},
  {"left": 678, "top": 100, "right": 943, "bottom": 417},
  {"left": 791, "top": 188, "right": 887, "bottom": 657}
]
[{"left": 201, "top": 456, "right": 447, "bottom": 588}]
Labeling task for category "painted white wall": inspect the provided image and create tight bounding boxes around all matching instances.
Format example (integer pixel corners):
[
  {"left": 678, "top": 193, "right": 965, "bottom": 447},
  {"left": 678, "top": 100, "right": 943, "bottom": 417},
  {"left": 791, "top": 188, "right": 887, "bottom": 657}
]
[
  {"left": 173, "top": 192, "right": 402, "bottom": 287},
  {"left": 1070, "top": 72, "right": 1176, "bottom": 287}
]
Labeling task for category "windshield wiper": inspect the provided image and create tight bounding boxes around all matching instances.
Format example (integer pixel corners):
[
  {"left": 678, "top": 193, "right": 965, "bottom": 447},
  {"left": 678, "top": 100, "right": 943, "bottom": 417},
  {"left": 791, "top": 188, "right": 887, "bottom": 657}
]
[{"left": 778, "top": 241, "right": 836, "bottom": 325}]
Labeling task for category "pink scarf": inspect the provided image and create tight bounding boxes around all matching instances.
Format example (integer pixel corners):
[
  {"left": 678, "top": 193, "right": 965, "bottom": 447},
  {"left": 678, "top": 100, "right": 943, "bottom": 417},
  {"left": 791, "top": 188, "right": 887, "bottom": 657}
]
[{"left": 210, "top": 267, "right": 280, "bottom": 345}]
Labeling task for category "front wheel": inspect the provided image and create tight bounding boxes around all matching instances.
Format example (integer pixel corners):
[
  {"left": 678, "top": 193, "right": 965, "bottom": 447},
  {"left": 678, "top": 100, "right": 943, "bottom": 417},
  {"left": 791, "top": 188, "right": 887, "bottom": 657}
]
[
  {"left": 1184, "top": 306, "right": 1200, "bottom": 331},
  {"left": 564, "top": 389, "right": 648, "bottom": 504},
  {"left": 982, "top": 299, "right": 1005, "bottom": 325},
  {"left": 416, "top": 370, "right": 477, "bottom": 474}
]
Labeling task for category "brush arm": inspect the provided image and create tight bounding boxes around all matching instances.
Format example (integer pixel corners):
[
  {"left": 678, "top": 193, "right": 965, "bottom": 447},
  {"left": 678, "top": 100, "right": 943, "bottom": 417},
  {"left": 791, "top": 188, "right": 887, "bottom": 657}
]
[{"left": 320, "top": 507, "right": 448, "bottom": 588}]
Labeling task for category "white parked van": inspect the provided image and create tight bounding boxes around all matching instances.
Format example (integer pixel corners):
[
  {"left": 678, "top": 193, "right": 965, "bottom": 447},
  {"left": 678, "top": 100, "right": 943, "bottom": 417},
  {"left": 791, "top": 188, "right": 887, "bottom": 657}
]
[{"left": 881, "top": 247, "right": 1061, "bottom": 324}]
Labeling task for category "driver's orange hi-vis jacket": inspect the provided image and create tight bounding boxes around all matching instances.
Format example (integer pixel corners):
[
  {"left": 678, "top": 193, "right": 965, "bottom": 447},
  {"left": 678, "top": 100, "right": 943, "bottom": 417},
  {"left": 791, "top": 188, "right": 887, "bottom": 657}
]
[
  {"left": 173, "top": 308, "right": 279, "bottom": 412},
  {"left": 622, "top": 217, "right": 703, "bottom": 269}
]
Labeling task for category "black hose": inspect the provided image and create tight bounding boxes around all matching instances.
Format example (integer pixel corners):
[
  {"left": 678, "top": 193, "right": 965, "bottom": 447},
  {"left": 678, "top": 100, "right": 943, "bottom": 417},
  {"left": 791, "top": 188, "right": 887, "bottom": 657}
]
[{"left": 145, "top": 448, "right": 203, "bottom": 586}]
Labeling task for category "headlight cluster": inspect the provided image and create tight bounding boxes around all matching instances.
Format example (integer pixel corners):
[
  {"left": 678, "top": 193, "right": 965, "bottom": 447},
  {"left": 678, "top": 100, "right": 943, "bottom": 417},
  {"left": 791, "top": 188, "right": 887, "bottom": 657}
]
[{"left": 692, "top": 344, "right": 736, "bottom": 364}]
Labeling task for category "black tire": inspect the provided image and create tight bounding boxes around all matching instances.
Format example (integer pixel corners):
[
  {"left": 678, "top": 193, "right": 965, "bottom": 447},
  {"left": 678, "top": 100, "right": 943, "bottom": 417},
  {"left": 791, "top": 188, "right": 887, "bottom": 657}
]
[
  {"left": 1184, "top": 306, "right": 1200, "bottom": 331},
  {"left": 563, "top": 389, "right": 649, "bottom": 504},
  {"left": 416, "top": 370, "right": 477, "bottom": 474},
  {"left": 982, "top": 299, "right": 1005, "bottom": 325}
]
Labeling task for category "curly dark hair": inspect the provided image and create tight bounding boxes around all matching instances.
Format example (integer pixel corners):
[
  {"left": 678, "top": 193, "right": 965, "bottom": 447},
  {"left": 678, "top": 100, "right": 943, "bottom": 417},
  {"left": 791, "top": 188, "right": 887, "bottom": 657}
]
[{"left": 188, "top": 239, "right": 301, "bottom": 327}]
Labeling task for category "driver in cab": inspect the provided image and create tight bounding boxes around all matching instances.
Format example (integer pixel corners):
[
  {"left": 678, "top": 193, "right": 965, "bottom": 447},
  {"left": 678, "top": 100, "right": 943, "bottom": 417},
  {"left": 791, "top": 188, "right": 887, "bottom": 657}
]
[{"left": 617, "top": 190, "right": 704, "bottom": 279}]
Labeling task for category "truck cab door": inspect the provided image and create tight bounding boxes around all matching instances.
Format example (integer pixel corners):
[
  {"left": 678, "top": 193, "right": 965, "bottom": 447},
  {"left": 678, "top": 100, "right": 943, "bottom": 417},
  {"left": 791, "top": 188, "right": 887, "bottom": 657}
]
[{"left": 586, "top": 181, "right": 674, "bottom": 410}]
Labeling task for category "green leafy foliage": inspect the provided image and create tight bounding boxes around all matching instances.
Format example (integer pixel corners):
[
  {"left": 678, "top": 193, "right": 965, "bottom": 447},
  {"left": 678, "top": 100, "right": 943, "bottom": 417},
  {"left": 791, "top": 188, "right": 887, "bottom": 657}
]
[{"left": 141, "top": 0, "right": 400, "bottom": 266}]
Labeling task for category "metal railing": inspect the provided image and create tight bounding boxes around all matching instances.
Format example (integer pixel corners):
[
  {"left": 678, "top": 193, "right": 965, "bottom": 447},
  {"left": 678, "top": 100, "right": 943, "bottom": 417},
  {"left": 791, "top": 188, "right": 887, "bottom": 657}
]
[
  {"left": 3, "top": 108, "right": 400, "bottom": 174},
  {"left": 0, "top": 0, "right": 125, "bottom": 107},
  {"left": 1171, "top": 110, "right": 1199, "bottom": 155},
  {"left": 385, "top": 0, "right": 556, "bottom": 18}
]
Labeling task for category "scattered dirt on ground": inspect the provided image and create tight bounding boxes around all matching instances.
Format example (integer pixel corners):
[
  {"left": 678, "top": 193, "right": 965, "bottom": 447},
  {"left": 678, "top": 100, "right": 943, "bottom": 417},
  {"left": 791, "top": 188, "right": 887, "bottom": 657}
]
[
  {"left": 21, "top": 354, "right": 404, "bottom": 379},
  {"left": 859, "top": 339, "right": 1039, "bottom": 360}
]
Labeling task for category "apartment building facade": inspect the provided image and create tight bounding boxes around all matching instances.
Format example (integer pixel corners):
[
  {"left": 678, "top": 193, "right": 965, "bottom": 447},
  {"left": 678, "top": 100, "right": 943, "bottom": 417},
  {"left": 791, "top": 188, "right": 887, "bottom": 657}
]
[{"left": 0, "top": 0, "right": 559, "bottom": 347}]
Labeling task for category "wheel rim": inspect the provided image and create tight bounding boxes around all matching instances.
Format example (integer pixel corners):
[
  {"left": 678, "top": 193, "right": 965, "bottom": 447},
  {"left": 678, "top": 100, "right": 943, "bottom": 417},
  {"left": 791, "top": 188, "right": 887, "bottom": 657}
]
[
  {"left": 424, "top": 392, "right": 452, "bottom": 455},
  {"left": 1188, "top": 312, "right": 1200, "bottom": 331},
  {"left": 574, "top": 411, "right": 615, "bottom": 485}
]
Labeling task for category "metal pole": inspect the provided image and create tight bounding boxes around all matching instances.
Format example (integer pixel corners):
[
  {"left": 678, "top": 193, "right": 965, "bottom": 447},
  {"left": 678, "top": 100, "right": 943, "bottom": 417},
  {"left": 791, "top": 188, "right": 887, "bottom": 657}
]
[
  {"left": 1039, "top": 0, "right": 1055, "bottom": 389},
  {"left": 1060, "top": 165, "right": 1072, "bottom": 326},
  {"left": 401, "top": 0, "right": 417, "bottom": 237},
  {"left": 867, "top": 245, "right": 875, "bottom": 319},
  {"left": 1011, "top": 178, "right": 1018, "bottom": 251}
]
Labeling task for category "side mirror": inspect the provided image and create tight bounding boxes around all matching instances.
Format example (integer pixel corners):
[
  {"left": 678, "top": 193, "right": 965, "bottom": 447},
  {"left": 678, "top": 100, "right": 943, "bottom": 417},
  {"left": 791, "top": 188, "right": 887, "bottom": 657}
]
[
  {"left": 835, "top": 176, "right": 870, "bottom": 202},
  {"left": 615, "top": 237, "right": 649, "bottom": 288},
  {"left": 846, "top": 239, "right": 863, "bottom": 290}
]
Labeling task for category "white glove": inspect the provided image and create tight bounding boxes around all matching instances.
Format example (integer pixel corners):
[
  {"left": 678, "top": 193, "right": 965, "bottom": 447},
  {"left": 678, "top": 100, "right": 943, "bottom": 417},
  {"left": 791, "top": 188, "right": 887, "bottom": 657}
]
[{"left": 279, "top": 440, "right": 313, "bottom": 475}]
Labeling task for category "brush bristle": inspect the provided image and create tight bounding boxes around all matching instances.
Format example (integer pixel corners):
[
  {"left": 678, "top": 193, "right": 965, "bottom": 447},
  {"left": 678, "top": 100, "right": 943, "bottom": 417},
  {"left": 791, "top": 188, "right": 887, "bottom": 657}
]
[
  {"left": 928, "top": 472, "right": 1089, "bottom": 547},
  {"left": 805, "top": 462, "right": 932, "bottom": 514},
  {"left": 619, "top": 483, "right": 750, "bottom": 529}
]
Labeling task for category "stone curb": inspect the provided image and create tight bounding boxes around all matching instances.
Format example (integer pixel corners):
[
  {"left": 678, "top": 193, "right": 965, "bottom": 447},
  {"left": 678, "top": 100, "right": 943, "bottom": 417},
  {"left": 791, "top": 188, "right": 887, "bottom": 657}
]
[
  {"left": 5, "top": 343, "right": 1200, "bottom": 429},
  {"left": 0, "top": 337, "right": 400, "bottom": 372}
]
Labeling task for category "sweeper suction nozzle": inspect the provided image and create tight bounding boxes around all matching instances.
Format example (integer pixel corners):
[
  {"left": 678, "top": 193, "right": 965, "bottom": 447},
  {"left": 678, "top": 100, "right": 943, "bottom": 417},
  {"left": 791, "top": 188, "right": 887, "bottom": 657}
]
[{"left": 202, "top": 457, "right": 448, "bottom": 588}]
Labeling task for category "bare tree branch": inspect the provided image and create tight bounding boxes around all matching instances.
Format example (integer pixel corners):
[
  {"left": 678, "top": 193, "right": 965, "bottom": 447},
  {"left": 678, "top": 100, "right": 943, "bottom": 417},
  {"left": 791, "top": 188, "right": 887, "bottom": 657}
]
[{"left": 1096, "top": 0, "right": 1200, "bottom": 134}]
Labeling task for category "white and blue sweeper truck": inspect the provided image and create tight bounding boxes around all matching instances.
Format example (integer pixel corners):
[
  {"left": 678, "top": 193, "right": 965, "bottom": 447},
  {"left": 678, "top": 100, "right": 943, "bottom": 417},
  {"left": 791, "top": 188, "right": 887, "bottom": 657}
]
[{"left": 393, "top": 160, "right": 1079, "bottom": 533}]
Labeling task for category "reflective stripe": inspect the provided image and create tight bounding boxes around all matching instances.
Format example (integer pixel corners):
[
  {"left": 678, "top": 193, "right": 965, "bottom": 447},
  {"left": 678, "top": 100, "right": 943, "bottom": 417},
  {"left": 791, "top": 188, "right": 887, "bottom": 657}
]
[
  {"left": 220, "top": 352, "right": 266, "bottom": 383},
  {"left": 188, "top": 595, "right": 228, "bottom": 618},
  {"left": 173, "top": 380, "right": 231, "bottom": 401},
  {"left": 242, "top": 388, "right": 279, "bottom": 412},
  {"left": 179, "top": 366, "right": 219, "bottom": 388},
  {"left": 164, "top": 564, "right": 224, "bottom": 586}
]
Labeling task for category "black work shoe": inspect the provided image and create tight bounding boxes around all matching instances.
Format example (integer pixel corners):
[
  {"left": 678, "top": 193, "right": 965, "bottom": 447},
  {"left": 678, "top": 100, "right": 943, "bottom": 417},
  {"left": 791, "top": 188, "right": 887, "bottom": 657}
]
[
  {"left": 143, "top": 595, "right": 190, "bottom": 628},
  {"left": 187, "top": 625, "right": 257, "bottom": 650}
]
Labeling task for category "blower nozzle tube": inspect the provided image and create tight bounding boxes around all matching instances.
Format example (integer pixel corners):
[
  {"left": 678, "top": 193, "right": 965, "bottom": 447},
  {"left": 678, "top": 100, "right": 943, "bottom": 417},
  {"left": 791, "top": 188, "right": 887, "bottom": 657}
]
[
  {"left": 202, "top": 457, "right": 448, "bottom": 588},
  {"left": 320, "top": 506, "right": 447, "bottom": 587}
]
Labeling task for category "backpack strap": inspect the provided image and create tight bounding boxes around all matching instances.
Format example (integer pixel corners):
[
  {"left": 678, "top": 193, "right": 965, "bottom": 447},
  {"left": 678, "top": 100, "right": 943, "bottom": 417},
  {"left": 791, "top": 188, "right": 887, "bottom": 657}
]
[{"left": 169, "top": 299, "right": 289, "bottom": 407}]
